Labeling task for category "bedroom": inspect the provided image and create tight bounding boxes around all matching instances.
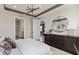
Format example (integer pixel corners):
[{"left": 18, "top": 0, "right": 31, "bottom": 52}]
[{"left": 0, "top": 4, "right": 79, "bottom": 55}]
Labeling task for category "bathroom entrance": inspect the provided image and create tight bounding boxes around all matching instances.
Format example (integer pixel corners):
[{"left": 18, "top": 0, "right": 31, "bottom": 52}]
[{"left": 15, "top": 17, "right": 24, "bottom": 39}]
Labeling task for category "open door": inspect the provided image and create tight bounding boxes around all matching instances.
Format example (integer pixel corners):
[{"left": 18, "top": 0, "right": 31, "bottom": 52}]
[
  {"left": 33, "top": 19, "right": 40, "bottom": 40},
  {"left": 33, "top": 19, "right": 45, "bottom": 41}
]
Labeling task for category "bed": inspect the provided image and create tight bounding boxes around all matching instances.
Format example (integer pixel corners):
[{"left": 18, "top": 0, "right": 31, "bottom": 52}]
[
  {"left": 0, "top": 37, "right": 50, "bottom": 55},
  {"left": 14, "top": 39, "right": 50, "bottom": 55}
]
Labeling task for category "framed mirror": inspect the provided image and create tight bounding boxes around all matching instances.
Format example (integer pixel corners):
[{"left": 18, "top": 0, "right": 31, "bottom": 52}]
[{"left": 52, "top": 17, "right": 69, "bottom": 32}]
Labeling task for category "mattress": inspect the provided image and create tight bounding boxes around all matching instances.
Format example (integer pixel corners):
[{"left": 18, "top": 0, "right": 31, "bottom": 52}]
[{"left": 14, "top": 38, "right": 50, "bottom": 55}]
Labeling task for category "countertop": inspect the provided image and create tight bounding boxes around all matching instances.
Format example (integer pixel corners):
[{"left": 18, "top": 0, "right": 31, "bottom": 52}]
[{"left": 44, "top": 31, "right": 79, "bottom": 37}]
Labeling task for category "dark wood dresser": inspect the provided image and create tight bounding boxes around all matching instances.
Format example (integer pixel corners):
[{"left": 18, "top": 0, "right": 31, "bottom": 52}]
[{"left": 44, "top": 33, "right": 79, "bottom": 55}]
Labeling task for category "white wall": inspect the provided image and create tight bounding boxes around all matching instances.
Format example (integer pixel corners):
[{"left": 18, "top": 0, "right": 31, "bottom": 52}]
[
  {"left": 38, "top": 4, "right": 79, "bottom": 36},
  {"left": 24, "top": 18, "right": 33, "bottom": 39},
  {"left": 0, "top": 12, "right": 15, "bottom": 39},
  {"left": 0, "top": 4, "right": 33, "bottom": 40}
]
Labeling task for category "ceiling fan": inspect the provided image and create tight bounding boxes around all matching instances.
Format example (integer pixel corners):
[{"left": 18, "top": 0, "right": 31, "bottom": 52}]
[{"left": 25, "top": 5, "right": 40, "bottom": 14}]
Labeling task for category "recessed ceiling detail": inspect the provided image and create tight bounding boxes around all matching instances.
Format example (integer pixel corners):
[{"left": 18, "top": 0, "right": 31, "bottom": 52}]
[{"left": 3, "top": 4, "right": 64, "bottom": 17}]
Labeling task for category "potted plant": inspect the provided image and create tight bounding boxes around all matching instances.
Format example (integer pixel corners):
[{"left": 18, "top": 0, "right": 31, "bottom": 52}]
[{"left": 48, "top": 29, "right": 53, "bottom": 34}]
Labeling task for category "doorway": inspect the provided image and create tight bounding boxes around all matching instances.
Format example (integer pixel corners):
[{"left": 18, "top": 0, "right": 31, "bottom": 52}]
[
  {"left": 33, "top": 19, "right": 45, "bottom": 41},
  {"left": 40, "top": 21, "right": 45, "bottom": 36},
  {"left": 15, "top": 18, "right": 24, "bottom": 39}
]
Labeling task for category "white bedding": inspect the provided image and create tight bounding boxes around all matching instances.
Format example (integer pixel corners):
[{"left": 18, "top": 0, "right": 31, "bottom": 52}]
[{"left": 11, "top": 38, "right": 50, "bottom": 55}]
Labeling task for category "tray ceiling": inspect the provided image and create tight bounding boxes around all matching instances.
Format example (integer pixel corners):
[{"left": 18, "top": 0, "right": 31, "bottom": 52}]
[{"left": 4, "top": 4, "right": 63, "bottom": 17}]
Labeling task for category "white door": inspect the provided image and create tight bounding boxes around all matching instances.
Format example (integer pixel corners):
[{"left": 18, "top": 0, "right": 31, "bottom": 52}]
[{"left": 33, "top": 19, "right": 40, "bottom": 40}]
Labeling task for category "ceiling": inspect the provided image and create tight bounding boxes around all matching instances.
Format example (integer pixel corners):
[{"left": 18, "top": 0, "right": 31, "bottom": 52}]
[{"left": 4, "top": 4, "right": 63, "bottom": 17}]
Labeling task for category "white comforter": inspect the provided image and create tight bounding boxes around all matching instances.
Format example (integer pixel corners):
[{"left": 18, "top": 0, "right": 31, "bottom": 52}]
[{"left": 11, "top": 39, "right": 50, "bottom": 55}]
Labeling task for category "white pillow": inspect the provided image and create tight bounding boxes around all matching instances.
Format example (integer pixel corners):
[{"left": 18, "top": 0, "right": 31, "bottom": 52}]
[{"left": 0, "top": 36, "right": 5, "bottom": 42}]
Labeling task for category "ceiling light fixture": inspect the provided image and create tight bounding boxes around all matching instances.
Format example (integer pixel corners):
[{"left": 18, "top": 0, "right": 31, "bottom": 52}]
[{"left": 25, "top": 4, "right": 40, "bottom": 15}]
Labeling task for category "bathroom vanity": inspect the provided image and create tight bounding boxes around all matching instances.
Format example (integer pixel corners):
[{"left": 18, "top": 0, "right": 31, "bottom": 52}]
[{"left": 44, "top": 33, "right": 79, "bottom": 55}]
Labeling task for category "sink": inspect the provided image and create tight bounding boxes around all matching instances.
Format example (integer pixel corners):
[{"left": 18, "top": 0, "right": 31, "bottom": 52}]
[{"left": 51, "top": 31, "right": 68, "bottom": 35}]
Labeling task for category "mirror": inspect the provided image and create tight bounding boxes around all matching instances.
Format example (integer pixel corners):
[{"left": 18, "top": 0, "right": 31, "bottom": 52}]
[{"left": 52, "top": 17, "right": 69, "bottom": 32}]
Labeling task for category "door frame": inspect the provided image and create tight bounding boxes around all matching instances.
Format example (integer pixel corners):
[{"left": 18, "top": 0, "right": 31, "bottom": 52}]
[
  {"left": 32, "top": 18, "right": 40, "bottom": 40},
  {"left": 14, "top": 16, "right": 25, "bottom": 40},
  {"left": 32, "top": 18, "right": 45, "bottom": 40}
]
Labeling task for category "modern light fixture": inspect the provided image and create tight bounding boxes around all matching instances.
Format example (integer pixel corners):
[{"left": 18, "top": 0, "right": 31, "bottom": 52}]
[{"left": 25, "top": 4, "right": 40, "bottom": 15}]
